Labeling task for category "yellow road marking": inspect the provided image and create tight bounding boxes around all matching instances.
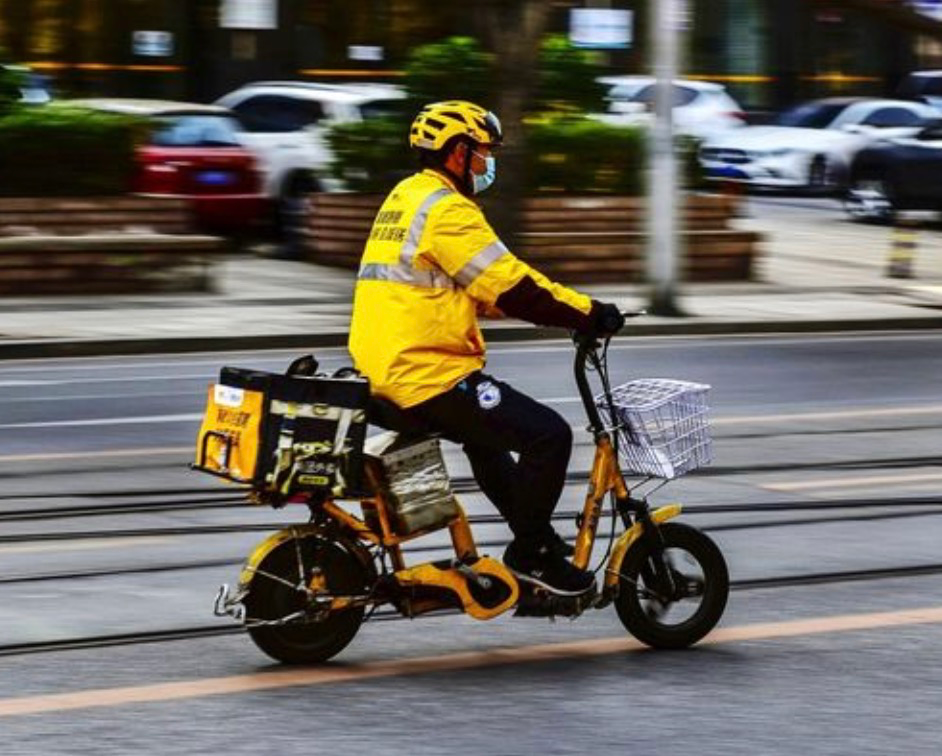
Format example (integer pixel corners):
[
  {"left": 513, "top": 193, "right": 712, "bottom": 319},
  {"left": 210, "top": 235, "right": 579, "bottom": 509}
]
[
  {"left": 2, "top": 606, "right": 942, "bottom": 718},
  {"left": 0, "top": 537, "right": 172, "bottom": 556},
  {"left": 766, "top": 471, "right": 942, "bottom": 492}
]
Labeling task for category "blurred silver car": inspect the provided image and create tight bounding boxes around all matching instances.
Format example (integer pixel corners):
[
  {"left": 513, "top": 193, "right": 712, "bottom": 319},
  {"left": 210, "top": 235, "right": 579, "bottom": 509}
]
[{"left": 699, "top": 97, "right": 939, "bottom": 191}]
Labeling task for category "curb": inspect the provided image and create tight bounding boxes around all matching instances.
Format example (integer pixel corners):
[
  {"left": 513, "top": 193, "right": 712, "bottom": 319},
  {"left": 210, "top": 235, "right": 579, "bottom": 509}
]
[{"left": 3, "top": 316, "right": 942, "bottom": 360}]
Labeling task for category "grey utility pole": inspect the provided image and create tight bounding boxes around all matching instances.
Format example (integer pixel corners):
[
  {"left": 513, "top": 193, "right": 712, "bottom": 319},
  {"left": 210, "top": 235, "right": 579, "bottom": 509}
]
[{"left": 648, "top": 0, "right": 685, "bottom": 316}]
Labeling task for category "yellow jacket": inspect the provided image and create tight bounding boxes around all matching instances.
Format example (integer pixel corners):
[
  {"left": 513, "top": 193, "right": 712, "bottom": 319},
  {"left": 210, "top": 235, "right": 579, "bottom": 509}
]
[{"left": 348, "top": 169, "right": 595, "bottom": 408}]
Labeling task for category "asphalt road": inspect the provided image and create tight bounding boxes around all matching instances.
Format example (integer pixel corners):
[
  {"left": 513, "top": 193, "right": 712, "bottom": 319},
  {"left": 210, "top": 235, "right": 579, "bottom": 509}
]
[{"left": 1, "top": 332, "right": 941, "bottom": 753}]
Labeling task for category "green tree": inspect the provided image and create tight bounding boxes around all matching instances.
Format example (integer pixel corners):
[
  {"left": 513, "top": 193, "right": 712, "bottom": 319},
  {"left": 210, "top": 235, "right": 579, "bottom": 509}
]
[
  {"left": 535, "top": 34, "right": 607, "bottom": 114},
  {"left": 479, "top": 0, "right": 551, "bottom": 245},
  {"left": 402, "top": 35, "right": 493, "bottom": 108},
  {"left": 0, "top": 50, "right": 20, "bottom": 116}
]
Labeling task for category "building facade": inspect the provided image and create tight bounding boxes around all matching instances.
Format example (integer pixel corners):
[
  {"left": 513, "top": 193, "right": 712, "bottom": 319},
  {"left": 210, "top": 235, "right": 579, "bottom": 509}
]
[{"left": 1, "top": 1, "right": 941, "bottom": 110}]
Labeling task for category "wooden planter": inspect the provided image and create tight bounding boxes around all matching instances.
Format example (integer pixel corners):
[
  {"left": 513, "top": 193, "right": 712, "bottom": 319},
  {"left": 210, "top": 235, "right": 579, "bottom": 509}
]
[
  {"left": 302, "top": 193, "right": 761, "bottom": 283},
  {"left": 0, "top": 196, "right": 226, "bottom": 295}
]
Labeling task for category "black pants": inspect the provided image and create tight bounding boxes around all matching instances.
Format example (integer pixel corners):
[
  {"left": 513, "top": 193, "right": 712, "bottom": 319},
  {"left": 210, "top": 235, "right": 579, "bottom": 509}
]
[{"left": 405, "top": 371, "right": 572, "bottom": 548}]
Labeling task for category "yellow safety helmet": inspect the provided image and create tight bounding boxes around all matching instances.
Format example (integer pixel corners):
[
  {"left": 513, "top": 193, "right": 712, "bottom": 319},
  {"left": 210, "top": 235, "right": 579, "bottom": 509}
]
[{"left": 409, "top": 100, "right": 503, "bottom": 152}]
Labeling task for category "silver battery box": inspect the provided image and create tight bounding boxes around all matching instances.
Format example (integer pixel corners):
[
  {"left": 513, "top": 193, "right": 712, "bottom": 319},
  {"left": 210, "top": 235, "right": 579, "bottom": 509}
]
[{"left": 365, "top": 432, "right": 461, "bottom": 535}]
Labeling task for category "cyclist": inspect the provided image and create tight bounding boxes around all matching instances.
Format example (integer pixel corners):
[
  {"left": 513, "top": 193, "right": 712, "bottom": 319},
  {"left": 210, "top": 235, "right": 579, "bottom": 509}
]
[{"left": 348, "top": 100, "right": 623, "bottom": 595}]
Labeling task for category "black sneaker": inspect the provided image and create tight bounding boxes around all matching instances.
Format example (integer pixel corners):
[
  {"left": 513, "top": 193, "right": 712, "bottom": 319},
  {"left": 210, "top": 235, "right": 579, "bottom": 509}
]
[
  {"left": 549, "top": 530, "right": 575, "bottom": 559},
  {"left": 504, "top": 541, "right": 595, "bottom": 596}
]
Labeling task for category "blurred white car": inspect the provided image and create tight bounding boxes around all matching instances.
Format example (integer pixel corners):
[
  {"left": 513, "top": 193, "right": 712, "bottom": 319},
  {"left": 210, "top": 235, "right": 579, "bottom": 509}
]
[
  {"left": 594, "top": 76, "right": 746, "bottom": 139},
  {"left": 1, "top": 64, "right": 52, "bottom": 104},
  {"left": 216, "top": 82, "right": 407, "bottom": 221},
  {"left": 699, "top": 97, "right": 939, "bottom": 191}
]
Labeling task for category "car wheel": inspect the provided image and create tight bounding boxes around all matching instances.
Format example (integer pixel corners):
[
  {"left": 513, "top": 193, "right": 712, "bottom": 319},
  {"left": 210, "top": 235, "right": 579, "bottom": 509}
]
[
  {"left": 807, "top": 155, "right": 831, "bottom": 192},
  {"left": 278, "top": 173, "right": 320, "bottom": 258},
  {"left": 844, "top": 174, "right": 895, "bottom": 224}
]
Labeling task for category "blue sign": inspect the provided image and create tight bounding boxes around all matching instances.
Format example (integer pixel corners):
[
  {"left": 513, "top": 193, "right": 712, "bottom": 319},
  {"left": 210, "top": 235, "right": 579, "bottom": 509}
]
[{"left": 569, "top": 9, "right": 633, "bottom": 50}]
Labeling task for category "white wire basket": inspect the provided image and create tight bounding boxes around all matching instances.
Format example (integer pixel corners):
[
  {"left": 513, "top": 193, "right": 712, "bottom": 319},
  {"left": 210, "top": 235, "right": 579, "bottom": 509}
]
[{"left": 597, "top": 378, "right": 713, "bottom": 480}]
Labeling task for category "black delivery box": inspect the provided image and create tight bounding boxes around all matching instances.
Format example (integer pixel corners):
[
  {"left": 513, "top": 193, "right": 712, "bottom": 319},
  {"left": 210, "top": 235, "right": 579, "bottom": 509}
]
[{"left": 195, "top": 366, "right": 370, "bottom": 498}]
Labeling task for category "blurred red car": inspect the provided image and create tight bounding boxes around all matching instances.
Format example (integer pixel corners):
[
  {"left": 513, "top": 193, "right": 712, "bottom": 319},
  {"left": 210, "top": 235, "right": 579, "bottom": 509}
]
[{"left": 70, "top": 99, "right": 264, "bottom": 235}]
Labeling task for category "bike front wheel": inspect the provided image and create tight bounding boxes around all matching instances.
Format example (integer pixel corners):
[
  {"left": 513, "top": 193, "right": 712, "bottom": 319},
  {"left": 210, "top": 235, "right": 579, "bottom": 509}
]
[{"left": 614, "top": 522, "right": 729, "bottom": 649}]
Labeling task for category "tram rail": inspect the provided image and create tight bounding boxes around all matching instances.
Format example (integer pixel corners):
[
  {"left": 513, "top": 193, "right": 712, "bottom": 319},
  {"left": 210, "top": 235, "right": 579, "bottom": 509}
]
[
  {"left": 2, "top": 562, "right": 941, "bottom": 658},
  {"left": 2, "top": 498, "right": 942, "bottom": 585},
  {"left": 1, "top": 453, "right": 940, "bottom": 523}
]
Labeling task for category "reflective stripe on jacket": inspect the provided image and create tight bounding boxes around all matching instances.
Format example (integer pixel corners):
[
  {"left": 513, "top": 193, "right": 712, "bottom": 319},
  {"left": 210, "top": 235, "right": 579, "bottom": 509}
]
[{"left": 348, "top": 169, "right": 593, "bottom": 408}]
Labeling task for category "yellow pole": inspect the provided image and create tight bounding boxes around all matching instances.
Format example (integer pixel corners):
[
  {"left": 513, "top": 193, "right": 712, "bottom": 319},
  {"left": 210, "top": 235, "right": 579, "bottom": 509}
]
[{"left": 887, "top": 217, "right": 917, "bottom": 279}]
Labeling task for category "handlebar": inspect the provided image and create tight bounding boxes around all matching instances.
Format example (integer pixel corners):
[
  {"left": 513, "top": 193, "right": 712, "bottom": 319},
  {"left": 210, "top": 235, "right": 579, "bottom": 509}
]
[{"left": 573, "top": 309, "right": 645, "bottom": 433}]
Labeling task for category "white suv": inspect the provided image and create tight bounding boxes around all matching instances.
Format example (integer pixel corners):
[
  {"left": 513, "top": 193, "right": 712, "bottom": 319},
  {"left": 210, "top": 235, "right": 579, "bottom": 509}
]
[
  {"left": 594, "top": 76, "right": 746, "bottom": 140},
  {"left": 216, "top": 82, "right": 407, "bottom": 221}
]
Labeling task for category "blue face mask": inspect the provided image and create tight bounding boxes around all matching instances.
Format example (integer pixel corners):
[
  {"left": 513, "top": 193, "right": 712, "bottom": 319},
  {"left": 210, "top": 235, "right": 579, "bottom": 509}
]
[{"left": 471, "top": 152, "right": 496, "bottom": 195}]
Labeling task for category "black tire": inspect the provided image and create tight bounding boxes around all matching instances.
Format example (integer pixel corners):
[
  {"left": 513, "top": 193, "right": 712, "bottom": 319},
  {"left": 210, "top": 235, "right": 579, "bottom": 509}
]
[
  {"left": 807, "top": 155, "right": 831, "bottom": 192},
  {"left": 844, "top": 173, "right": 896, "bottom": 224},
  {"left": 614, "top": 522, "right": 729, "bottom": 649},
  {"left": 244, "top": 535, "right": 371, "bottom": 664}
]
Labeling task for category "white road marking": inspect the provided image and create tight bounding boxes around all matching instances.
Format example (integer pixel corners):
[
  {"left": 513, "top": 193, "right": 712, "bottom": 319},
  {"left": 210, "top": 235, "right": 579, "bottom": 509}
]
[
  {"left": 765, "top": 471, "right": 942, "bottom": 492},
  {"left": 0, "top": 414, "right": 201, "bottom": 430},
  {"left": 0, "top": 374, "right": 212, "bottom": 386},
  {"left": 712, "top": 405, "right": 942, "bottom": 425},
  {"left": 0, "top": 447, "right": 189, "bottom": 462},
  {"left": 0, "top": 537, "right": 173, "bottom": 555},
  {"left": 0, "top": 391, "right": 186, "bottom": 404}
]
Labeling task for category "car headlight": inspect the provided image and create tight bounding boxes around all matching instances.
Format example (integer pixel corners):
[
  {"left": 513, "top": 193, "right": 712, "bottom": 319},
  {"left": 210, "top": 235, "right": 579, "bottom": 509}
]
[{"left": 750, "top": 148, "right": 796, "bottom": 159}]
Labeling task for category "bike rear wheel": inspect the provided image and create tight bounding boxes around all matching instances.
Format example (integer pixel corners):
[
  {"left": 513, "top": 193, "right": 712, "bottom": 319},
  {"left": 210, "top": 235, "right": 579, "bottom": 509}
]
[
  {"left": 614, "top": 522, "right": 728, "bottom": 649},
  {"left": 244, "top": 535, "right": 371, "bottom": 664}
]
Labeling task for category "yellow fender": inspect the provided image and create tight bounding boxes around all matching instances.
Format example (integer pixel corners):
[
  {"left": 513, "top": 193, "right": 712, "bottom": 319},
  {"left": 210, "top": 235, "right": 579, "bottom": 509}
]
[{"left": 603, "top": 504, "right": 683, "bottom": 590}]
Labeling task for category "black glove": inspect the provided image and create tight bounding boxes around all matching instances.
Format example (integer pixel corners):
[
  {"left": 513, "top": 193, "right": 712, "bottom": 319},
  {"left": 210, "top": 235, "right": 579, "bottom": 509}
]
[{"left": 593, "top": 302, "right": 625, "bottom": 336}]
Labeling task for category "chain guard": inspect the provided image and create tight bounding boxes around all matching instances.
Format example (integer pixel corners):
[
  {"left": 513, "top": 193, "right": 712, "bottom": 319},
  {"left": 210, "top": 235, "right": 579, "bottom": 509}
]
[{"left": 513, "top": 582, "right": 598, "bottom": 619}]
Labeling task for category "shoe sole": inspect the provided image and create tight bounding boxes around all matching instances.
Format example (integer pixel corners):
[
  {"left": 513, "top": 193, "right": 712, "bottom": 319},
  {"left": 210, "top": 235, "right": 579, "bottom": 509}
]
[{"left": 506, "top": 567, "right": 597, "bottom": 598}]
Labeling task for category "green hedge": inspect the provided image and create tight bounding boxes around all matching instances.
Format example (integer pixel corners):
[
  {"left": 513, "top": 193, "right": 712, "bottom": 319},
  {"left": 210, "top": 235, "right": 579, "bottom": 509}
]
[
  {"left": 327, "top": 115, "right": 703, "bottom": 195},
  {"left": 327, "top": 117, "right": 413, "bottom": 192},
  {"left": 526, "top": 117, "right": 646, "bottom": 194},
  {"left": 0, "top": 105, "right": 146, "bottom": 196}
]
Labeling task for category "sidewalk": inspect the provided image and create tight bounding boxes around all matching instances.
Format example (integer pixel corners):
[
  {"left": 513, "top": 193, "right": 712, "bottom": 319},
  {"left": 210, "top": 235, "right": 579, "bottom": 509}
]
[{"left": 2, "top": 200, "right": 942, "bottom": 359}]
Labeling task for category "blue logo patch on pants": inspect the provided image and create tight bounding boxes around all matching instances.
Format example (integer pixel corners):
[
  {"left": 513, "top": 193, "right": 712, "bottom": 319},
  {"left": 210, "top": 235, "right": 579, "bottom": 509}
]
[{"left": 476, "top": 380, "right": 502, "bottom": 409}]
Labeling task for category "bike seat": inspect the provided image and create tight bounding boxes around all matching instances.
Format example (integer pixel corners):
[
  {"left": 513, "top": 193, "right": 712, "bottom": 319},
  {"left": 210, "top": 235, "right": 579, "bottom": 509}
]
[{"left": 368, "top": 396, "right": 433, "bottom": 440}]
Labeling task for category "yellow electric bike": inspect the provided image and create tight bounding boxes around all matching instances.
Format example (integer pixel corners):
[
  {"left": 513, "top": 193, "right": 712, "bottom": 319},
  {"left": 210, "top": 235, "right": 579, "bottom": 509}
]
[{"left": 204, "top": 330, "right": 729, "bottom": 664}]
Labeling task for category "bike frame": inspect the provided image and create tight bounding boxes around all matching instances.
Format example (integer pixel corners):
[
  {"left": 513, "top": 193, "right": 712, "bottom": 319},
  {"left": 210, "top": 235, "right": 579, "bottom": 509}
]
[
  {"left": 570, "top": 335, "right": 682, "bottom": 597},
  {"left": 233, "top": 335, "right": 682, "bottom": 618}
]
